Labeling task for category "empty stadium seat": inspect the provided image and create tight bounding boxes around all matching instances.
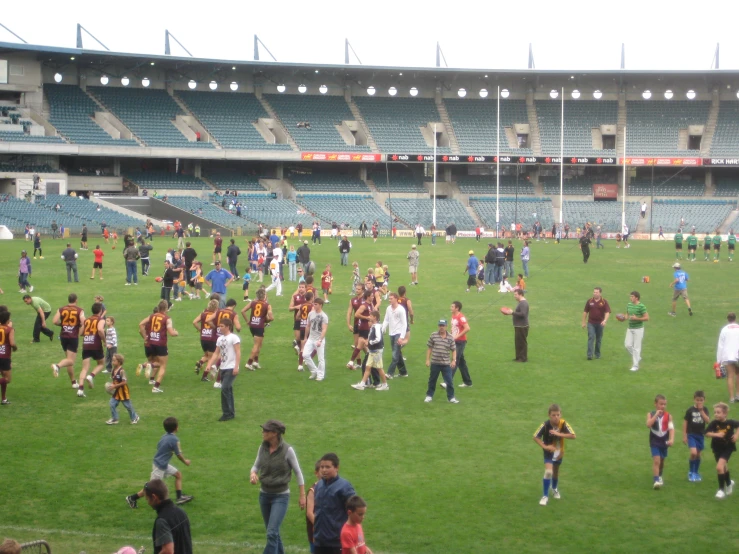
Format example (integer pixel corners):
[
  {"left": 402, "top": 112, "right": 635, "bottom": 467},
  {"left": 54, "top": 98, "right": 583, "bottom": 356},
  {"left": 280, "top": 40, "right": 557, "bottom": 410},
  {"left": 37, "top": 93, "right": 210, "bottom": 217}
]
[
  {"left": 650, "top": 199, "right": 735, "bottom": 232},
  {"left": 297, "top": 194, "right": 391, "bottom": 228},
  {"left": 562, "top": 200, "right": 640, "bottom": 232},
  {"left": 456, "top": 175, "right": 535, "bottom": 195},
  {"left": 711, "top": 101, "right": 739, "bottom": 157},
  {"left": 387, "top": 198, "right": 474, "bottom": 229},
  {"left": 626, "top": 101, "right": 709, "bottom": 156},
  {"left": 470, "top": 197, "right": 554, "bottom": 231},
  {"left": 124, "top": 171, "right": 210, "bottom": 191},
  {"left": 203, "top": 171, "right": 267, "bottom": 192},
  {"left": 628, "top": 177, "right": 705, "bottom": 197},
  {"left": 536, "top": 100, "right": 617, "bottom": 157},
  {"left": 289, "top": 172, "right": 370, "bottom": 193}
]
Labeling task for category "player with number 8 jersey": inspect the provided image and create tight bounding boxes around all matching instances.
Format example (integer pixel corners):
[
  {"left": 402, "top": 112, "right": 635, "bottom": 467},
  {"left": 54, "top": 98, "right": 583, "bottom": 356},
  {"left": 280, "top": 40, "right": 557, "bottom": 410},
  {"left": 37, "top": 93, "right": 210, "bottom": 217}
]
[
  {"left": 240, "top": 287, "right": 274, "bottom": 370},
  {"left": 51, "top": 293, "right": 85, "bottom": 390}
]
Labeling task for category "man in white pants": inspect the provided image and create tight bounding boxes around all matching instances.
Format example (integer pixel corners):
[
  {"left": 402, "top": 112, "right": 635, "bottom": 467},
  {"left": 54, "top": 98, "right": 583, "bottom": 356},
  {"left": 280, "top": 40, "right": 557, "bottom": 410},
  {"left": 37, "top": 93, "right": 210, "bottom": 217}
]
[
  {"left": 304, "top": 298, "right": 329, "bottom": 381},
  {"left": 717, "top": 312, "right": 739, "bottom": 403},
  {"left": 624, "top": 291, "right": 649, "bottom": 372},
  {"left": 265, "top": 258, "right": 283, "bottom": 297}
]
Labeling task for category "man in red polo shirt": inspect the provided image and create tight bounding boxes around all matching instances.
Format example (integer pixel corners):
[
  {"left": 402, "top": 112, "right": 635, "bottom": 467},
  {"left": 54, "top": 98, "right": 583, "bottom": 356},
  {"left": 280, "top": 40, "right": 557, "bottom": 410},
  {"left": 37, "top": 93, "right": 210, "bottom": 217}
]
[{"left": 581, "top": 287, "right": 611, "bottom": 361}]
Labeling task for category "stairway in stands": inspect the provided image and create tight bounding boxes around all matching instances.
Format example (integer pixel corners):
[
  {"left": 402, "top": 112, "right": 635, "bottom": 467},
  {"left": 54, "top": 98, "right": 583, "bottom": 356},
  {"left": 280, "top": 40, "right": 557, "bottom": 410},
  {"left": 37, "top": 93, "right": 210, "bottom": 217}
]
[
  {"left": 700, "top": 90, "right": 720, "bottom": 157},
  {"left": 347, "top": 100, "right": 380, "bottom": 153},
  {"left": 436, "top": 99, "right": 461, "bottom": 154},
  {"left": 257, "top": 96, "right": 300, "bottom": 151},
  {"left": 526, "top": 97, "right": 542, "bottom": 156}
]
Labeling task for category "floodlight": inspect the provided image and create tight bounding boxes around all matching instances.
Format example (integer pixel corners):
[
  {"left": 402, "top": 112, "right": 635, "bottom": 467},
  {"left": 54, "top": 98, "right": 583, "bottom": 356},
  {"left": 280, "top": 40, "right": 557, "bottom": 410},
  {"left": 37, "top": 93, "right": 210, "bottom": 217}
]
[
  {"left": 188, "top": 80, "right": 197, "bottom": 90},
  {"left": 367, "top": 86, "right": 376, "bottom": 95},
  {"left": 500, "top": 88, "right": 510, "bottom": 98},
  {"left": 53, "top": 73, "right": 62, "bottom": 83},
  {"left": 642, "top": 90, "right": 651, "bottom": 99},
  {"left": 121, "top": 76, "right": 130, "bottom": 86},
  {"left": 209, "top": 81, "right": 217, "bottom": 90},
  {"left": 686, "top": 90, "right": 696, "bottom": 100},
  {"left": 479, "top": 89, "right": 488, "bottom": 98},
  {"left": 100, "top": 75, "right": 109, "bottom": 85},
  {"left": 298, "top": 84, "right": 307, "bottom": 93},
  {"left": 277, "top": 84, "right": 286, "bottom": 93},
  {"left": 571, "top": 89, "right": 580, "bottom": 99},
  {"left": 230, "top": 82, "right": 238, "bottom": 91},
  {"left": 388, "top": 87, "right": 397, "bottom": 96},
  {"left": 142, "top": 77, "right": 150, "bottom": 87},
  {"left": 409, "top": 87, "right": 419, "bottom": 97},
  {"left": 664, "top": 89, "right": 673, "bottom": 99},
  {"left": 549, "top": 89, "right": 559, "bottom": 99},
  {"left": 457, "top": 88, "right": 467, "bottom": 98},
  {"left": 319, "top": 85, "right": 328, "bottom": 94},
  {"left": 593, "top": 90, "right": 602, "bottom": 99}
]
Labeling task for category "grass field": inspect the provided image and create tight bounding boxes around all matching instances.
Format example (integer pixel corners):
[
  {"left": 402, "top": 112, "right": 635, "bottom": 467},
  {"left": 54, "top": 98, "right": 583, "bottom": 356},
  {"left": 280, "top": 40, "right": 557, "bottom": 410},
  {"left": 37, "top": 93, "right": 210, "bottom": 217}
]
[{"left": 2, "top": 233, "right": 739, "bottom": 554}]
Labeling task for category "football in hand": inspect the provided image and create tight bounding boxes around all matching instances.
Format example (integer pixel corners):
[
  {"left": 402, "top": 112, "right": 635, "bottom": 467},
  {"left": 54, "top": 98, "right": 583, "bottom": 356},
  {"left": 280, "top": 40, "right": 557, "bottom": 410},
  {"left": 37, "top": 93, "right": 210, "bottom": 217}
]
[
  {"left": 615, "top": 313, "right": 626, "bottom": 322},
  {"left": 500, "top": 307, "right": 513, "bottom": 315},
  {"left": 155, "top": 276, "right": 163, "bottom": 282},
  {"left": 104, "top": 382, "right": 115, "bottom": 395}
]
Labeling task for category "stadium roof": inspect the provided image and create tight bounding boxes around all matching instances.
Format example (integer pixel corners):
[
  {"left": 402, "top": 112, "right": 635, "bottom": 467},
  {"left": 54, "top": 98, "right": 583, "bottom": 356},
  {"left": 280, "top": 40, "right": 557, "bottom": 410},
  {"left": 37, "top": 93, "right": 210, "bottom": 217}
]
[{"left": 3, "top": 41, "right": 739, "bottom": 85}]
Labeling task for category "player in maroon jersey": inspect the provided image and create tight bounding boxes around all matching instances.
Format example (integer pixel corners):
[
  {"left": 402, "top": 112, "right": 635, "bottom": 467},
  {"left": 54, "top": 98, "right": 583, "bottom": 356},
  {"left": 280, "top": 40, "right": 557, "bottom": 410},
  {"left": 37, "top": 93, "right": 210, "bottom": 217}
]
[
  {"left": 77, "top": 302, "right": 106, "bottom": 397},
  {"left": 296, "top": 291, "right": 314, "bottom": 371},
  {"left": 240, "top": 287, "right": 273, "bottom": 370},
  {"left": 0, "top": 309, "right": 17, "bottom": 404},
  {"left": 289, "top": 283, "right": 307, "bottom": 354},
  {"left": 193, "top": 299, "right": 219, "bottom": 378},
  {"left": 397, "top": 285, "right": 414, "bottom": 342},
  {"left": 346, "top": 283, "right": 365, "bottom": 369},
  {"left": 212, "top": 232, "right": 223, "bottom": 265},
  {"left": 138, "top": 300, "right": 179, "bottom": 393},
  {"left": 51, "top": 293, "right": 85, "bottom": 389}
]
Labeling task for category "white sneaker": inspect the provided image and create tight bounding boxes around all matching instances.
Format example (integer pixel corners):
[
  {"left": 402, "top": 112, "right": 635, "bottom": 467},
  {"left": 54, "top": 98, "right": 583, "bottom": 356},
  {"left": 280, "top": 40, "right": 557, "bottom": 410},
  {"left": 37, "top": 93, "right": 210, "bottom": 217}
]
[
  {"left": 245, "top": 363, "right": 255, "bottom": 371},
  {"left": 459, "top": 383, "right": 471, "bottom": 388},
  {"left": 351, "top": 383, "right": 366, "bottom": 390},
  {"left": 77, "top": 390, "right": 86, "bottom": 397},
  {"left": 727, "top": 480, "right": 735, "bottom": 495},
  {"left": 630, "top": 366, "right": 639, "bottom": 372},
  {"left": 52, "top": 363, "right": 59, "bottom": 378},
  {"left": 653, "top": 480, "right": 662, "bottom": 489},
  {"left": 29, "top": 285, "right": 34, "bottom": 292},
  {"left": 346, "top": 361, "right": 355, "bottom": 369},
  {"left": 252, "top": 362, "right": 261, "bottom": 369},
  {"left": 424, "top": 396, "right": 433, "bottom": 403},
  {"left": 376, "top": 383, "right": 389, "bottom": 391},
  {"left": 174, "top": 298, "right": 182, "bottom": 302},
  {"left": 440, "top": 382, "right": 447, "bottom": 389},
  {"left": 106, "top": 419, "right": 118, "bottom": 425},
  {"left": 297, "top": 365, "right": 304, "bottom": 371},
  {"left": 86, "top": 375, "right": 94, "bottom": 388},
  {"left": 148, "top": 379, "right": 156, "bottom": 385},
  {"left": 309, "top": 373, "right": 317, "bottom": 380},
  {"left": 716, "top": 489, "right": 726, "bottom": 499},
  {"left": 144, "top": 364, "right": 152, "bottom": 379},
  {"left": 213, "top": 382, "right": 222, "bottom": 389},
  {"left": 72, "top": 382, "right": 79, "bottom": 389},
  {"left": 152, "top": 387, "right": 164, "bottom": 393},
  {"left": 448, "top": 397, "right": 460, "bottom": 404},
  {"left": 539, "top": 496, "right": 549, "bottom": 506},
  {"left": 552, "top": 488, "right": 560, "bottom": 499}
]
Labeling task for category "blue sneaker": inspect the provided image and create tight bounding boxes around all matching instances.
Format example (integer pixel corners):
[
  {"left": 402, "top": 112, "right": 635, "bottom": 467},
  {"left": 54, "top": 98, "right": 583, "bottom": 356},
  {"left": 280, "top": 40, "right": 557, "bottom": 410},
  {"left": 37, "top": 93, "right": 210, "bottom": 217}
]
[
  {"left": 694, "top": 473, "right": 702, "bottom": 482},
  {"left": 688, "top": 472, "right": 695, "bottom": 482}
]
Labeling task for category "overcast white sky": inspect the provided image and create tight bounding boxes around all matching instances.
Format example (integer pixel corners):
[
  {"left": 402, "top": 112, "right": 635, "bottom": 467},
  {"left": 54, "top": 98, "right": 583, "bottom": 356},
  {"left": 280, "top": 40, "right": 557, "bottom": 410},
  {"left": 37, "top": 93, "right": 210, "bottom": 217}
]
[{"left": 4, "top": 0, "right": 738, "bottom": 70}]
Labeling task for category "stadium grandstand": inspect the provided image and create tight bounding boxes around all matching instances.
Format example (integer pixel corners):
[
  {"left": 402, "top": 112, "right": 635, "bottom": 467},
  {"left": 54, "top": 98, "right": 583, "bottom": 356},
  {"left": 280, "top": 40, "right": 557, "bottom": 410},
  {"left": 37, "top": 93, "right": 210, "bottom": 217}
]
[{"left": 0, "top": 40, "right": 738, "bottom": 237}]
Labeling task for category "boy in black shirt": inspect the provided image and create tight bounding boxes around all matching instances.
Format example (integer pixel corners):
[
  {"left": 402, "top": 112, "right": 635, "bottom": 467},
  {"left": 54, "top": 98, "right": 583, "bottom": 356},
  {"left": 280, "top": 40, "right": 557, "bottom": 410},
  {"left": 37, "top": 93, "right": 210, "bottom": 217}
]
[
  {"left": 532, "top": 404, "right": 576, "bottom": 506},
  {"left": 705, "top": 402, "right": 739, "bottom": 499},
  {"left": 682, "top": 390, "right": 709, "bottom": 482}
]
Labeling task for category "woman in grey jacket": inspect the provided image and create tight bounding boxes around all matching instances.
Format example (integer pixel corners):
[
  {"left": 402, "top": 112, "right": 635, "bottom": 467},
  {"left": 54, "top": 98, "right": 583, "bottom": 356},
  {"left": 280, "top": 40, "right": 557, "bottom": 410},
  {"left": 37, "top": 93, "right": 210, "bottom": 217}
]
[{"left": 250, "top": 419, "right": 306, "bottom": 554}]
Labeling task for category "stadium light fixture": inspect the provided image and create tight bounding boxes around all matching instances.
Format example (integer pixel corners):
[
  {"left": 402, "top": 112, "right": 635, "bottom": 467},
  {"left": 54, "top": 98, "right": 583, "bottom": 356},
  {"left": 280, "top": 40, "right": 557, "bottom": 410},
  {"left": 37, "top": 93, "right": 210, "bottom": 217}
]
[
  {"left": 188, "top": 80, "right": 197, "bottom": 90},
  {"left": 642, "top": 89, "right": 651, "bottom": 99},
  {"left": 298, "top": 84, "right": 307, "bottom": 94},
  {"left": 457, "top": 88, "right": 467, "bottom": 98},
  {"left": 70, "top": 56, "right": 75, "bottom": 61},
  {"left": 230, "top": 82, "right": 238, "bottom": 91},
  {"left": 53, "top": 73, "right": 63, "bottom": 83},
  {"left": 277, "top": 84, "right": 286, "bottom": 93},
  {"left": 319, "top": 85, "right": 328, "bottom": 94},
  {"left": 142, "top": 77, "right": 151, "bottom": 87},
  {"left": 121, "top": 76, "right": 130, "bottom": 86},
  {"left": 571, "top": 89, "right": 580, "bottom": 99},
  {"left": 409, "top": 87, "right": 419, "bottom": 96},
  {"left": 367, "top": 86, "right": 376, "bottom": 96},
  {"left": 500, "top": 88, "right": 509, "bottom": 98},
  {"left": 593, "top": 90, "right": 602, "bottom": 99},
  {"left": 549, "top": 89, "right": 559, "bottom": 99},
  {"left": 232, "top": 66, "right": 236, "bottom": 70},
  {"left": 686, "top": 89, "right": 696, "bottom": 100},
  {"left": 664, "top": 89, "right": 673, "bottom": 99},
  {"left": 150, "top": 62, "right": 155, "bottom": 66},
  {"left": 388, "top": 86, "right": 398, "bottom": 96},
  {"left": 209, "top": 81, "right": 217, "bottom": 90},
  {"left": 479, "top": 88, "right": 488, "bottom": 98},
  {"left": 736, "top": 90, "right": 739, "bottom": 99},
  {"left": 100, "top": 75, "right": 109, "bottom": 85}
]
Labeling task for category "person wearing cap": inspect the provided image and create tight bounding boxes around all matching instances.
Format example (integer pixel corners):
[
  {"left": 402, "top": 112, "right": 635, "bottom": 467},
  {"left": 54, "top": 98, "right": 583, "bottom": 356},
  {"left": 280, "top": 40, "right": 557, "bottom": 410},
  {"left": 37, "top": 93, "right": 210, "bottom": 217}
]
[
  {"left": 424, "top": 319, "right": 458, "bottom": 403},
  {"left": 407, "top": 244, "right": 420, "bottom": 285},
  {"left": 205, "top": 261, "right": 234, "bottom": 309},
  {"left": 669, "top": 262, "right": 692, "bottom": 317},
  {"left": 250, "top": 419, "right": 306, "bottom": 554},
  {"left": 464, "top": 250, "right": 479, "bottom": 293},
  {"left": 297, "top": 240, "right": 311, "bottom": 274}
]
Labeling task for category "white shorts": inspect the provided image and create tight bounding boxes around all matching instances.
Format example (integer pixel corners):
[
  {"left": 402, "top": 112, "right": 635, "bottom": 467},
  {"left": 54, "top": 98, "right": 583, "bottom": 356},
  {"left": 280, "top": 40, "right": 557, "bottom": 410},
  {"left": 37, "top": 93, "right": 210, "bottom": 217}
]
[
  {"left": 409, "top": 265, "right": 418, "bottom": 273},
  {"left": 150, "top": 463, "right": 178, "bottom": 481},
  {"left": 367, "top": 350, "right": 383, "bottom": 369}
]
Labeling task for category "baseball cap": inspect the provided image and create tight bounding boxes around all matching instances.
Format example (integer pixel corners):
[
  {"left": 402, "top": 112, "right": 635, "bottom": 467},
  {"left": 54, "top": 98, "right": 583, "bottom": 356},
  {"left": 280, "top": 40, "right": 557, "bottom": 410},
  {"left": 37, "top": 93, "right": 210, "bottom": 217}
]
[
  {"left": 468, "top": 250, "right": 474, "bottom": 255},
  {"left": 672, "top": 262, "right": 681, "bottom": 268},
  {"left": 260, "top": 419, "right": 286, "bottom": 434},
  {"left": 411, "top": 244, "right": 417, "bottom": 248},
  {"left": 304, "top": 240, "right": 309, "bottom": 244},
  {"left": 438, "top": 319, "right": 447, "bottom": 326}
]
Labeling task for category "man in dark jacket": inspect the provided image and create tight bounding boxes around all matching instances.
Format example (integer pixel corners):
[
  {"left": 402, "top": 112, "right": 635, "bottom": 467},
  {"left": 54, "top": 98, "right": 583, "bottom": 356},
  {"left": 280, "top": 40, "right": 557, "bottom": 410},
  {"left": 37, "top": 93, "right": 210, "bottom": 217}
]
[
  {"left": 145, "top": 479, "right": 193, "bottom": 554},
  {"left": 313, "top": 452, "right": 356, "bottom": 554},
  {"left": 484, "top": 243, "right": 496, "bottom": 285},
  {"left": 494, "top": 243, "right": 506, "bottom": 283},
  {"left": 296, "top": 241, "right": 311, "bottom": 273},
  {"left": 446, "top": 223, "right": 457, "bottom": 244},
  {"left": 338, "top": 237, "right": 351, "bottom": 266},
  {"left": 226, "top": 239, "right": 241, "bottom": 278}
]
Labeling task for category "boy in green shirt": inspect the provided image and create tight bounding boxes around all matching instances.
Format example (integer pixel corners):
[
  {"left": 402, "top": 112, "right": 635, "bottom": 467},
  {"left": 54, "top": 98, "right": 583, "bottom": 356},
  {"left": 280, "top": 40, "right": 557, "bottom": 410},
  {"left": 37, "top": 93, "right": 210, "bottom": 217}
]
[
  {"left": 713, "top": 233, "right": 722, "bottom": 262},
  {"left": 674, "top": 230, "right": 683, "bottom": 260},
  {"left": 703, "top": 233, "right": 712, "bottom": 261},
  {"left": 686, "top": 232, "right": 698, "bottom": 261},
  {"left": 728, "top": 229, "right": 736, "bottom": 262}
]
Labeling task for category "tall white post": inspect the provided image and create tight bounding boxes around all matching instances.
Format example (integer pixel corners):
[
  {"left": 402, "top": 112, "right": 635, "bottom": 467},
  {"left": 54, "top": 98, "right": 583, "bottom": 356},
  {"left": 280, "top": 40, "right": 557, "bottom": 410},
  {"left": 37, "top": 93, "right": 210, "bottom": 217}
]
[
  {"left": 622, "top": 126, "right": 627, "bottom": 228},
  {"left": 559, "top": 87, "right": 564, "bottom": 226},
  {"left": 496, "top": 86, "right": 500, "bottom": 237},
  {"left": 433, "top": 123, "right": 437, "bottom": 227}
]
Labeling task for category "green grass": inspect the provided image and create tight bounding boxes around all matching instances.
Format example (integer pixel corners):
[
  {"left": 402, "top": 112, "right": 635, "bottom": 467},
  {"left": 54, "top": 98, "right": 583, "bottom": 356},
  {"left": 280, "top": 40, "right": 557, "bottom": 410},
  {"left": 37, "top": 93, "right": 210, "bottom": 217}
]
[{"left": 2, "top": 235, "right": 739, "bottom": 554}]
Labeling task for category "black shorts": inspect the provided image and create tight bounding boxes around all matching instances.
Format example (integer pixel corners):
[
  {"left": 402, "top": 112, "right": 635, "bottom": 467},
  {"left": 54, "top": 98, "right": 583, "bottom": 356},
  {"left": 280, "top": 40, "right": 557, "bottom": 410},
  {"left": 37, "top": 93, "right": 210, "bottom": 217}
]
[
  {"left": 82, "top": 349, "right": 104, "bottom": 361},
  {"left": 149, "top": 345, "right": 168, "bottom": 358},
  {"left": 201, "top": 339, "right": 217, "bottom": 353},
  {"left": 61, "top": 337, "right": 79, "bottom": 353},
  {"left": 688, "top": 246, "right": 696, "bottom": 252},
  {"left": 714, "top": 245, "right": 721, "bottom": 251},
  {"left": 704, "top": 244, "right": 711, "bottom": 250},
  {"left": 0, "top": 359, "right": 11, "bottom": 371},
  {"left": 714, "top": 449, "right": 733, "bottom": 462},
  {"left": 145, "top": 345, "right": 155, "bottom": 358},
  {"left": 729, "top": 245, "right": 735, "bottom": 251},
  {"left": 243, "top": 282, "right": 250, "bottom": 291},
  {"left": 358, "top": 329, "right": 369, "bottom": 339},
  {"left": 299, "top": 328, "right": 306, "bottom": 341},
  {"left": 214, "top": 247, "right": 222, "bottom": 254},
  {"left": 93, "top": 262, "right": 103, "bottom": 268},
  {"left": 293, "top": 320, "right": 301, "bottom": 331},
  {"left": 675, "top": 244, "right": 682, "bottom": 250},
  {"left": 250, "top": 327, "right": 265, "bottom": 337},
  {"left": 353, "top": 321, "right": 359, "bottom": 335},
  {"left": 467, "top": 275, "right": 477, "bottom": 287}
]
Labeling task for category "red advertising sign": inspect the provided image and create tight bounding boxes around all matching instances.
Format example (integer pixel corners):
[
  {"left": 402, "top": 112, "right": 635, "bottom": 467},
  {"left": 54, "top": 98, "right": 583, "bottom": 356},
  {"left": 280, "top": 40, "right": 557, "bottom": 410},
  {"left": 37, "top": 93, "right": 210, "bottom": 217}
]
[
  {"left": 593, "top": 184, "right": 618, "bottom": 199},
  {"left": 619, "top": 158, "right": 703, "bottom": 166},
  {"left": 300, "top": 152, "right": 381, "bottom": 162}
]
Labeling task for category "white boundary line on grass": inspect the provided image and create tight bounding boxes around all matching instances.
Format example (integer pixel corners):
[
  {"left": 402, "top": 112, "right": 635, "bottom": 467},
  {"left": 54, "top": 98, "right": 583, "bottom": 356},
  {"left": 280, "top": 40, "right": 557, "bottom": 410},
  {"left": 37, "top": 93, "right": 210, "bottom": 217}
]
[{"left": 0, "top": 525, "right": 307, "bottom": 552}]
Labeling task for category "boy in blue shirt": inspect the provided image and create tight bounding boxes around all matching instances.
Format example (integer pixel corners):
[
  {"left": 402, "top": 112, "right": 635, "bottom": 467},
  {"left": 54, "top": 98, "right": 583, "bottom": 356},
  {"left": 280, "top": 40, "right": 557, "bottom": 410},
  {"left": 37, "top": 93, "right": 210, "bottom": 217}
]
[
  {"left": 669, "top": 262, "right": 692, "bottom": 317},
  {"left": 647, "top": 394, "right": 675, "bottom": 489},
  {"left": 682, "top": 390, "right": 709, "bottom": 482},
  {"left": 242, "top": 272, "right": 251, "bottom": 302},
  {"left": 126, "top": 417, "right": 192, "bottom": 508}
]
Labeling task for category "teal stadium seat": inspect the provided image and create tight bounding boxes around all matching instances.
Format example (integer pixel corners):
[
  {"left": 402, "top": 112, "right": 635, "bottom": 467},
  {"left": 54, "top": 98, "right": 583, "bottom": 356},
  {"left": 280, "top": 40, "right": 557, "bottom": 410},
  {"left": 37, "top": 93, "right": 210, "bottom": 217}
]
[
  {"left": 470, "top": 197, "right": 554, "bottom": 231},
  {"left": 536, "top": 100, "right": 617, "bottom": 158}
]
